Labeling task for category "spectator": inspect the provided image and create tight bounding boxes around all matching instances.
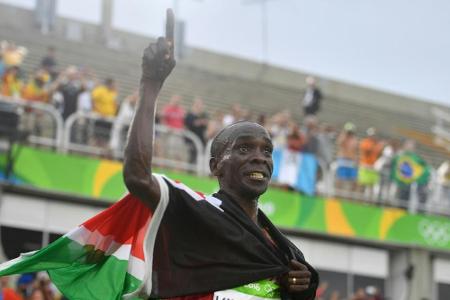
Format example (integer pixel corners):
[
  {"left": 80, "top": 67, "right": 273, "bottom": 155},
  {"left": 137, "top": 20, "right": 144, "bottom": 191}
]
[
  {"left": 329, "top": 290, "right": 341, "bottom": 300},
  {"left": 28, "top": 288, "right": 44, "bottom": 300},
  {"left": 51, "top": 66, "right": 84, "bottom": 120},
  {"left": 73, "top": 69, "right": 98, "bottom": 145},
  {"left": 91, "top": 78, "right": 118, "bottom": 149},
  {"left": 350, "top": 288, "right": 367, "bottom": 300},
  {"left": 315, "top": 281, "right": 328, "bottom": 300},
  {"left": 222, "top": 103, "right": 243, "bottom": 126},
  {"left": 161, "top": 94, "right": 186, "bottom": 162},
  {"left": 374, "top": 139, "right": 398, "bottom": 201},
  {"left": 365, "top": 286, "right": 383, "bottom": 300},
  {"left": 301, "top": 115, "right": 320, "bottom": 155},
  {"left": 256, "top": 113, "right": 267, "bottom": 128},
  {"left": 110, "top": 90, "right": 138, "bottom": 158},
  {"left": 302, "top": 76, "right": 322, "bottom": 116},
  {"left": 436, "top": 160, "right": 450, "bottom": 203},
  {"left": 91, "top": 77, "right": 118, "bottom": 118},
  {"left": 40, "top": 46, "right": 58, "bottom": 80},
  {"left": 184, "top": 97, "right": 209, "bottom": 164},
  {"left": 16, "top": 273, "right": 35, "bottom": 299},
  {"left": 1, "top": 66, "right": 23, "bottom": 98},
  {"left": 76, "top": 68, "right": 98, "bottom": 122},
  {"left": 21, "top": 69, "right": 51, "bottom": 136},
  {"left": 0, "top": 41, "right": 27, "bottom": 68},
  {"left": 184, "top": 97, "right": 209, "bottom": 144},
  {"left": 286, "top": 122, "right": 305, "bottom": 152},
  {"left": 316, "top": 123, "right": 336, "bottom": 168},
  {"left": 268, "top": 110, "right": 291, "bottom": 148},
  {"left": 392, "top": 139, "right": 430, "bottom": 205},
  {"left": 0, "top": 52, "right": 5, "bottom": 78},
  {"left": 358, "top": 128, "right": 385, "bottom": 198},
  {"left": 21, "top": 69, "right": 50, "bottom": 103},
  {"left": 0, "top": 276, "right": 22, "bottom": 300},
  {"left": 335, "top": 122, "right": 359, "bottom": 191},
  {"left": 205, "top": 110, "right": 224, "bottom": 141}
]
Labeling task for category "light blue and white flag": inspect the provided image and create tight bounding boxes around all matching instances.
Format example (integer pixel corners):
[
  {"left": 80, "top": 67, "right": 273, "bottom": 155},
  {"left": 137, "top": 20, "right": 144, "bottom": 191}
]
[{"left": 271, "top": 148, "right": 318, "bottom": 196}]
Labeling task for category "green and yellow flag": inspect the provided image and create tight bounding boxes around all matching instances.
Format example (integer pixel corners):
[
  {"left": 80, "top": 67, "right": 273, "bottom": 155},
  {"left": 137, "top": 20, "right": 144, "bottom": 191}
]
[{"left": 392, "top": 152, "right": 430, "bottom": 185}]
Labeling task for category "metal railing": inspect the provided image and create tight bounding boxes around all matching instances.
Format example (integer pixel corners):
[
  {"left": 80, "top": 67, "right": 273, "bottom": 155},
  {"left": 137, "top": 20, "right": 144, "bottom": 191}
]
[
  {"left": 329, "top": 159, "right": 449, "bottom": 215},
  {"left": 0, "top": 97, "right": 447, "bottom": 215},
  {"left": 63, "top": 112, "right": 205, "bottom": 175},
  {"left": 0, "top": 96, "right": 64, "bottom": 149}
]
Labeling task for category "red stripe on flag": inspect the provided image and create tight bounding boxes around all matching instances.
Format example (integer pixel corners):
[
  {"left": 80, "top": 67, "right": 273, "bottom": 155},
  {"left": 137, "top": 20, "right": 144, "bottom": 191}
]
[{"left": 82, "top": 194, "right": 152, "bottom": 249}]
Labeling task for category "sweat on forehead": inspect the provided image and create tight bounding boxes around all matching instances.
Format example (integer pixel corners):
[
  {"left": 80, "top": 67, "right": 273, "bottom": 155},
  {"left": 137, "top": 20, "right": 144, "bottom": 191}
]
[{"left": 210, "top": 121, "right": 269, "bottom": 158}]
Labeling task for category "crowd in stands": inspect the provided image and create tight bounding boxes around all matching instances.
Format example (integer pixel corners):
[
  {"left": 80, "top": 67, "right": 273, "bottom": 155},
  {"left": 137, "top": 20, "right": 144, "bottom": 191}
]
[
  {"left": 1, "top": 273, "right": 65, "bottom": 300},
  {"left": 0, "top": 40, "right": 449, "bottom": 206},
  {"left": 316, "top": 282, "right": 383, "bottom": 300}
]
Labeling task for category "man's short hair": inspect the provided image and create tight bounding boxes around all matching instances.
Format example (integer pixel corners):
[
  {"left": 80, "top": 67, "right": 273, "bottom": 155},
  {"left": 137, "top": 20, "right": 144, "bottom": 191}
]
[{"left": 210, "top": 121, "right": 266, "bottom": 159}]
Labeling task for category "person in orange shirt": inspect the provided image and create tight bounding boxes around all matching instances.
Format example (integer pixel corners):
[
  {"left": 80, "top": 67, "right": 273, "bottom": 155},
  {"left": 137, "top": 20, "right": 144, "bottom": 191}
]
[
  {"left": 20, "top": 69, "right": 51, "bottom": 136},
  {"left": 358, "top": 127, "right": 385, "bottom": 196},
  {"left": 21, "top": 69, "right": 50, "bottom": 103},
  {"left": 0, "top": 276, "right": 22, "bottom": 300},
  {"left": 1, "top": 66, "right": 23, "bottom": 98}
]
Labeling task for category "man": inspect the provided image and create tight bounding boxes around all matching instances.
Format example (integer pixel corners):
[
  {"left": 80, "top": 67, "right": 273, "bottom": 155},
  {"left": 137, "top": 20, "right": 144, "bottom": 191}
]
[
  {"left": 184, "top": 97, "right": 209, "bottom": 164},
  {"left": 358, "top": 128, "right": 385, "bottom": 197},
  {"left": 91, "top": 77, "right": 118, "bottom": 149},
  {"left": 51, "top": 66, "right": 84, "bottom": 120},
  {"left": 335, "top": 122, "right": 359, "bottom": 191},
  {"left": 40, "top": 46, "right": 58, "bottom": 79},
  {"left": 123, "top": 9, "right": 318, "bottom": 300},
  {"left": 161, "top": 94, "right": 187, "bottom": 163},
  {"left": 91, "top": 77, "right": 118, "bottom": 118},
  {"left": 302, "top": 76, "right": 322, "bottom": 116}
]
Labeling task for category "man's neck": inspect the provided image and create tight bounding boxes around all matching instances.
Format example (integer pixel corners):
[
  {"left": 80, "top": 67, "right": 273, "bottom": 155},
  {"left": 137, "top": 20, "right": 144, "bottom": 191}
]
[{"left": 222, "top": 188, "right": 259, "bottom": 223}]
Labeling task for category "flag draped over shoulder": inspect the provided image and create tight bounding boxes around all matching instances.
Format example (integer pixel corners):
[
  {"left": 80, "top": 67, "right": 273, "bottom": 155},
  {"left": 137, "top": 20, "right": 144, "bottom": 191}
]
[
  {"left": 0, "top": 193, "right": 151, "bottom": 300},
  {"left": 0, "top": 175, "right": 318, "bottom": 300},
  {"left": 392, "top": 152, "right": 431, "bottom": 185}
]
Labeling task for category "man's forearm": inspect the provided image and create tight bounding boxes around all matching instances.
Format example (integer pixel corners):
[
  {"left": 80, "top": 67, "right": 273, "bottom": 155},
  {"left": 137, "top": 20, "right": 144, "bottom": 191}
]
[{"left": 123, "top": 78, "right": 162, "bottom": 204}]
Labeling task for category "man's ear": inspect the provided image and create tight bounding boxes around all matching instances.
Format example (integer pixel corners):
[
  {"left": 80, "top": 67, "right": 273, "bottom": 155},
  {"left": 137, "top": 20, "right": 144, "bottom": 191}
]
[{"left": 209, "top": 157, "right": 221, "bottom": 177}]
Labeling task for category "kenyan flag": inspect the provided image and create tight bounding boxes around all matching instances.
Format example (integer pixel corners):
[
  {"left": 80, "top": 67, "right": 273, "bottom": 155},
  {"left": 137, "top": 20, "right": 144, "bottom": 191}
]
[{"left": 0, "top": 194, "right": 155, "bottom": 300}]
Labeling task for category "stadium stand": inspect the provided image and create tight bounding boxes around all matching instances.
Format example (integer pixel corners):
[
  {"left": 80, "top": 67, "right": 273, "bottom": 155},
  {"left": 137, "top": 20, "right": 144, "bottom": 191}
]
[{"left": 0, "top": 13, "right": 447, "bottom": 168}]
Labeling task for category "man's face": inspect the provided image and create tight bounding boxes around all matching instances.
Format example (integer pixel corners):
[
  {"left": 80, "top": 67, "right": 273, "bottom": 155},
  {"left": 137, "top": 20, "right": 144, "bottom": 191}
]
[{"left": 213, "top": 123, "right": 274, "bottom": 199}]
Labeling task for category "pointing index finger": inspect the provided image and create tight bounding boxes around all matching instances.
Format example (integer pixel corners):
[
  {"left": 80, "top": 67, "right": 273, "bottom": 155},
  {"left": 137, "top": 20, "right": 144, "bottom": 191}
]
[{"left": 165, "top": 8, "right": 175, "bottom": 45}]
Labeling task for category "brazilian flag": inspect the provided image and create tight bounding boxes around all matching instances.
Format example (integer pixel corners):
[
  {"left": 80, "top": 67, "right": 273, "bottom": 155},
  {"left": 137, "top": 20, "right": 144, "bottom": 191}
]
[{"left": 392, "top": 151, "right": 430, "bottom": 185}]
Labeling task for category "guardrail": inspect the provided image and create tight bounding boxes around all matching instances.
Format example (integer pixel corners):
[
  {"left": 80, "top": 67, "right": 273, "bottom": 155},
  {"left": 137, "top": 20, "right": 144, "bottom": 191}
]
[
  {"left": 0, "top": 96, "right": 64, "bottom": 149},
  {"left": 329, "top": 159, "right": 449, "bottom": 215},
  {"left": 63, "top": 112, "right": 205, "bottom": 175},
  {"left": 0, "top": 97, "right": 448, "bottom": 216}
]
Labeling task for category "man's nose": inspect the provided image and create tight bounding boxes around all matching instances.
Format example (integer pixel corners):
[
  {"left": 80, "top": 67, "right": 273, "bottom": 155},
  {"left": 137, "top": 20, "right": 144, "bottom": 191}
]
[{"left": 250, "top": 149, "right": 268, "bottom": 162}]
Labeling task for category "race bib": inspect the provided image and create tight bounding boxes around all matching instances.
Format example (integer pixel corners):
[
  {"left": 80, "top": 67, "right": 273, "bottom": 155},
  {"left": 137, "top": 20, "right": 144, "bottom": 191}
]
[{"left": 213, "top": 279, "right": 280, "bottom": 300}]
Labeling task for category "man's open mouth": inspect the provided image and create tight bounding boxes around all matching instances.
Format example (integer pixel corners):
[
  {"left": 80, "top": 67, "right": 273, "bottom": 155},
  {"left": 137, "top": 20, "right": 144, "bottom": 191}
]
[{"left": 247, "top": 172, "right": 266, "bottom": 180}]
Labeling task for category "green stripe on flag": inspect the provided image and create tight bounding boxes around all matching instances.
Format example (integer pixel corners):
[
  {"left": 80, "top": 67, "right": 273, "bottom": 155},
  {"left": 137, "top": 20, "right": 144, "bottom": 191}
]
[{"left": 0, "top": 237, "right": 141, "bottom": 300}]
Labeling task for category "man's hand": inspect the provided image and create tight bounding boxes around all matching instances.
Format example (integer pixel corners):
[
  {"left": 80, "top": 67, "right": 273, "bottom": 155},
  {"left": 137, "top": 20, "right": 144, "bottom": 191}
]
[
  {"left": 280, "top": 260, "right": 312, "bottom": 293},
  {"left": 141, "top": 9, "right": 176, "bottom": 81}
]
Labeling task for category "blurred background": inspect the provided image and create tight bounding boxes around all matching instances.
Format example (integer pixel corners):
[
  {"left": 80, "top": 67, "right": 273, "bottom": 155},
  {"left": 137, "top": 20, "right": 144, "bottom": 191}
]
[{"left": 0, "top": 0, "right": 449, "bottom": 299}]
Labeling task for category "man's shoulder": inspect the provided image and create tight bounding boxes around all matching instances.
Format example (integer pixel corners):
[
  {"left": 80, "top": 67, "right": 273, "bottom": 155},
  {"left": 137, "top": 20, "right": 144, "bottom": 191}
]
[{"left": 157, "top": 174, "right": 223, "bottom": 211}]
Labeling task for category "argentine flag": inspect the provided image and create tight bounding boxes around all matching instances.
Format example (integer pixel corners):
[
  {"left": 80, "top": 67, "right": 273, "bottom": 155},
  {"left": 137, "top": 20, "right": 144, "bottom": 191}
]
[{"left": 272, "top": 148, "right": 318, "bottom": 196}]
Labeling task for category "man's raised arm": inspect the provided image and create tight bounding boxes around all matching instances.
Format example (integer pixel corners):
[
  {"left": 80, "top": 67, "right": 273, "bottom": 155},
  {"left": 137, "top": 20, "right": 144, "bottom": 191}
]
[{"left": 123, "top": 9, "right": 176, "bottom": 208}]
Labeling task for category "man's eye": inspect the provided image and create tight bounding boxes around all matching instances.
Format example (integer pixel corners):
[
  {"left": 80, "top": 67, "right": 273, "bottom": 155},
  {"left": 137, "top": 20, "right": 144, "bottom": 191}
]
[
  {"left": 239, "top": 146, "right": 249, "bottom": 153},
  {"left": 264, "top": 148, "right": 273, "bottom": 155}
]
